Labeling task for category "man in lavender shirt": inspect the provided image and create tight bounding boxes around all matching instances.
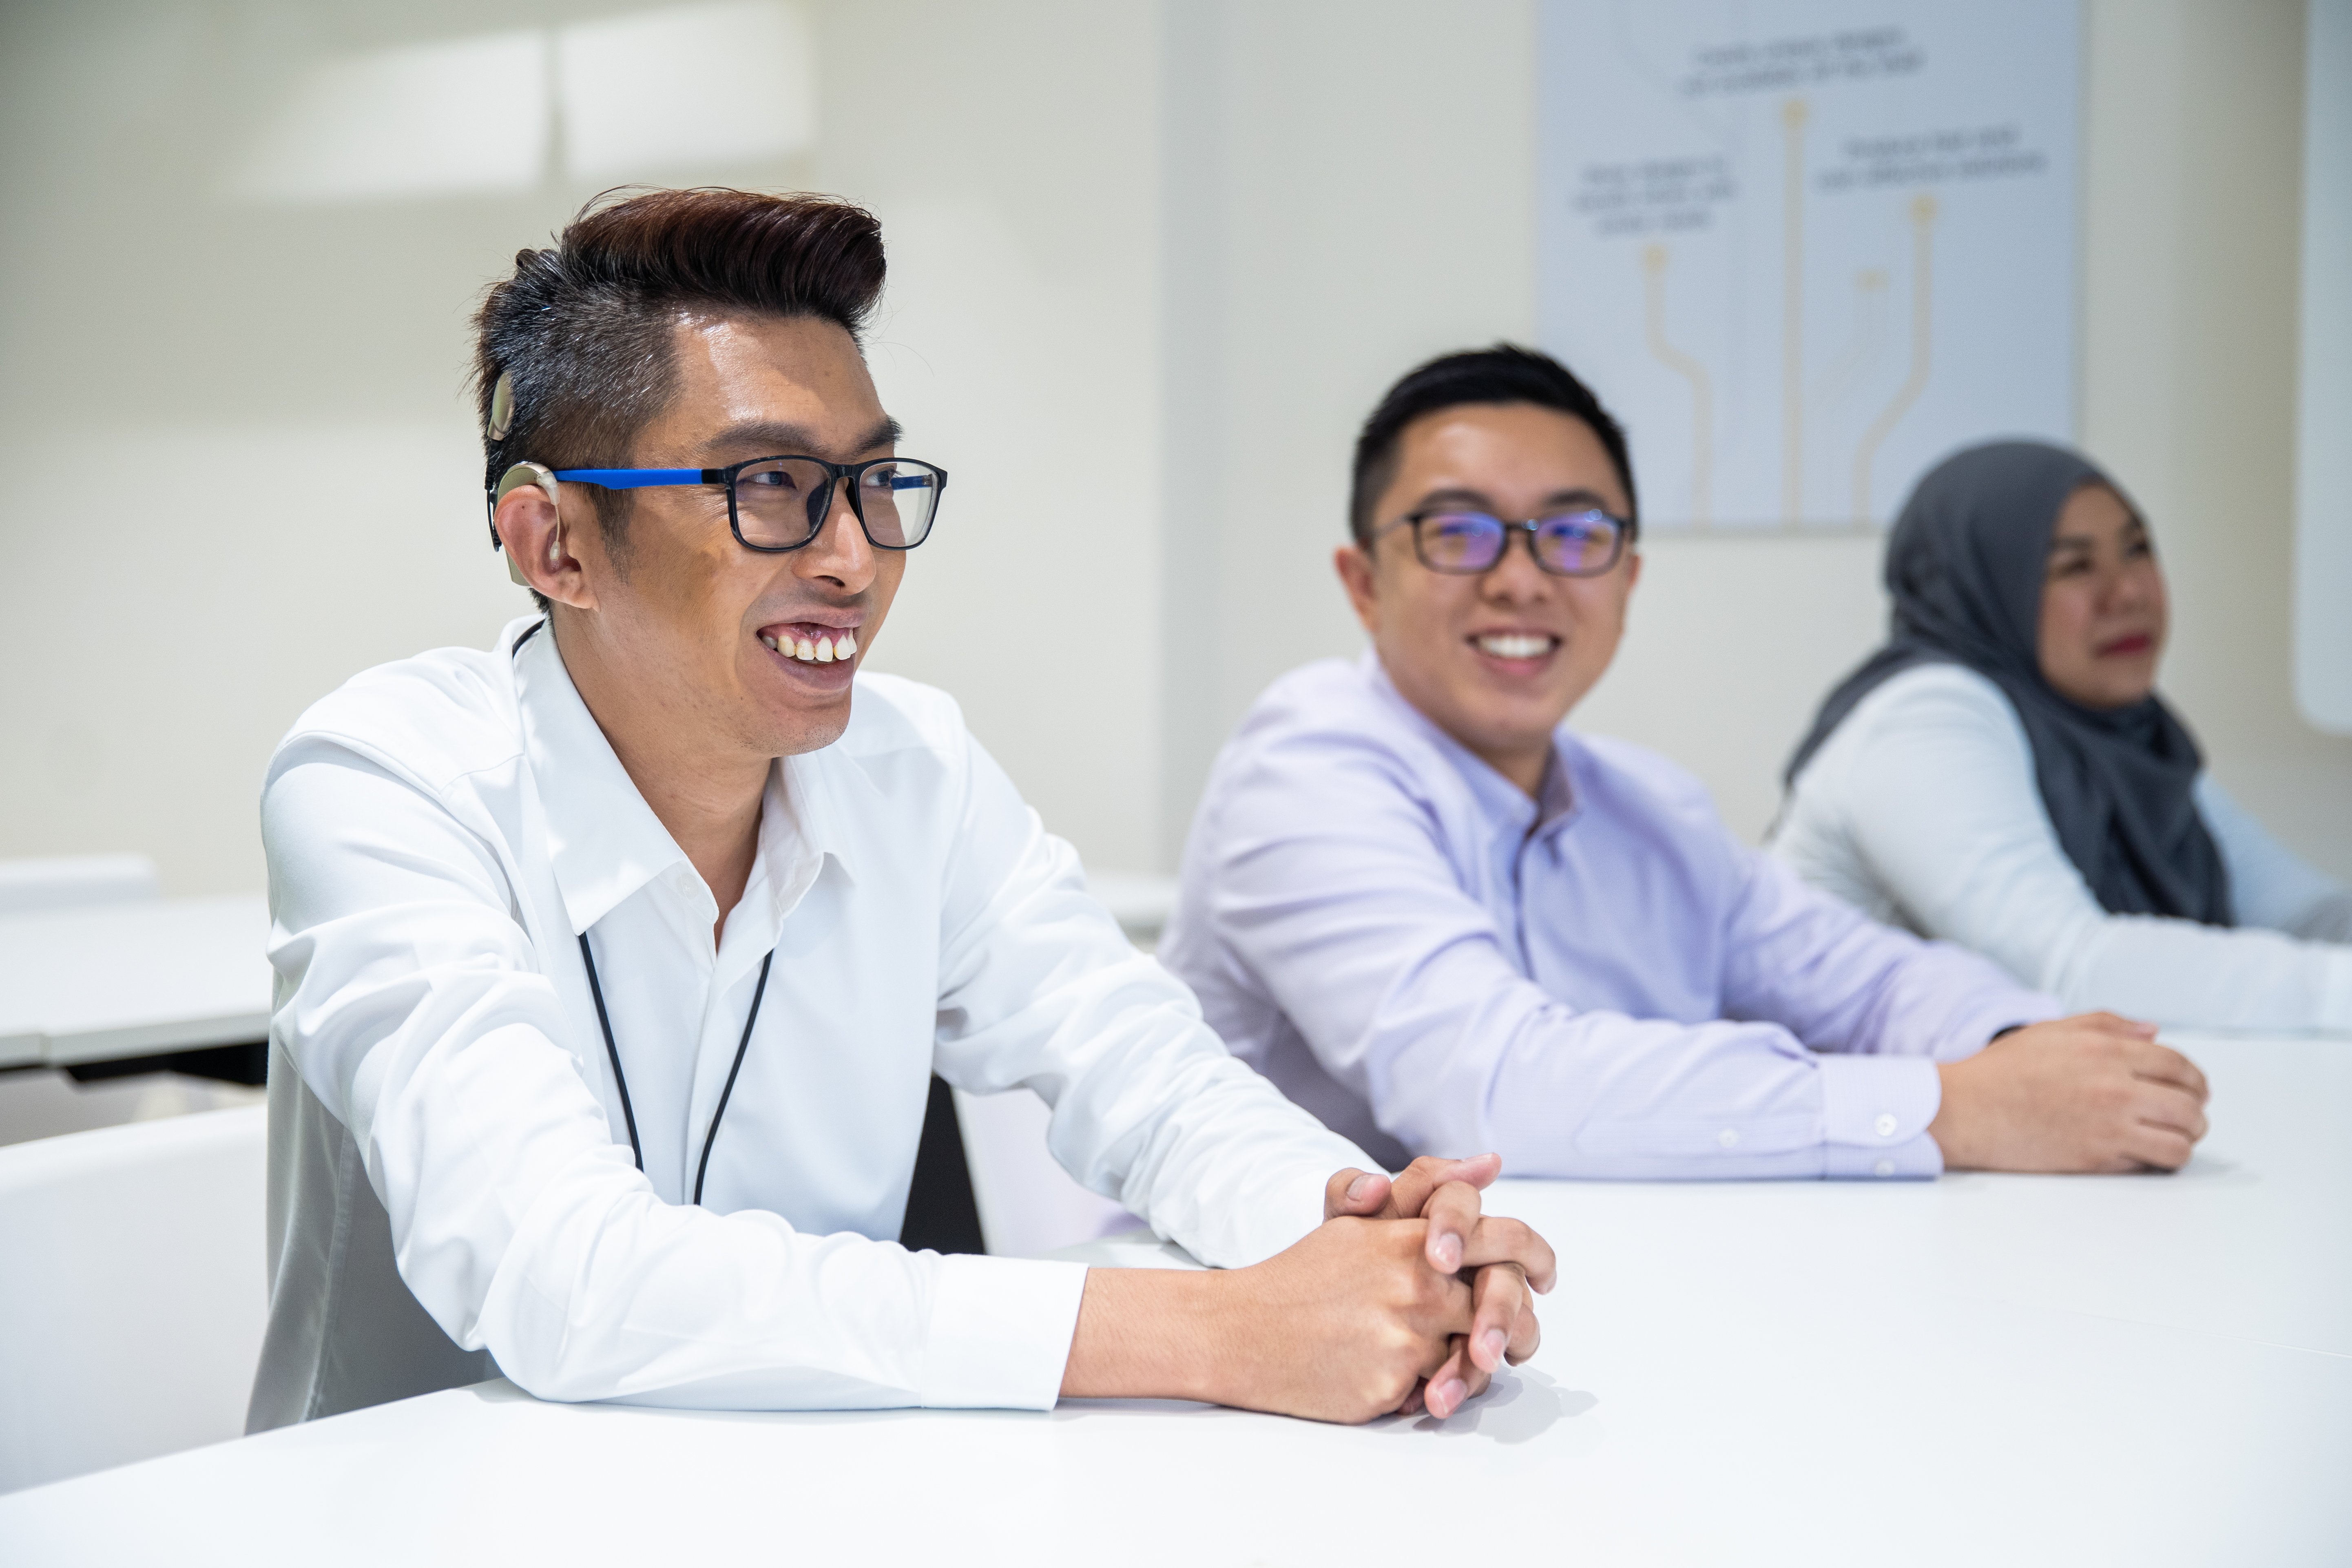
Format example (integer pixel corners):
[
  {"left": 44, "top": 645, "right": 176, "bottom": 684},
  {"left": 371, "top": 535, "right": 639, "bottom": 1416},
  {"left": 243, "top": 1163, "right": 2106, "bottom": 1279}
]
[{"left": 1159, "top": 346, "right": 2213, "bottom": 1180}]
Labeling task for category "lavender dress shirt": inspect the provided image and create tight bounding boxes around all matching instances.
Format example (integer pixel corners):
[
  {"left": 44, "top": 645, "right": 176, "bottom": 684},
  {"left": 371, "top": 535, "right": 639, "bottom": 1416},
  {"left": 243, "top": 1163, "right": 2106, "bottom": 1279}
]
[{"left": 1159, "top": 655, "right": 2062, "bottom": 1179}]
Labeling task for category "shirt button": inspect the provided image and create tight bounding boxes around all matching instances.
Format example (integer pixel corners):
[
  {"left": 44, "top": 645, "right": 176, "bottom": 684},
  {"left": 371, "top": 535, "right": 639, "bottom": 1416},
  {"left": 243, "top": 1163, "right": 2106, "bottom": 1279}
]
[
  {"left": 1717, "top": 1129, "right": 1739, "bottom": 1149},
  {"left": 1874, "top": 1112, "right": 1899, "bottom": 1138},
  {"left": 1874, "top": 1159, "right": 1896, "bottom": 1177}
]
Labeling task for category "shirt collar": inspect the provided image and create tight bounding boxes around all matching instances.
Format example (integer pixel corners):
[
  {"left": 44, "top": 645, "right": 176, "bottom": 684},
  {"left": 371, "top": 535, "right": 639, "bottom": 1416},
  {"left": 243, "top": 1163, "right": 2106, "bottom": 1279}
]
[
  {"left": 513, "top": 623, "right": 694, "bottom": 935},
  {"left": 728, "top": 735, "right": 862, "bottom": 978},
  {"left": 721, "top": 762, "right": 835, "bottom": 973},
  {"left": 770, "top": 746, "right": 859, "bottom": 896},
  {"left": 1362, "top": 648, "right": 1582, "bottom": 838},
  {"left": 511, "top": 622, "right": 857, "bottom": 941},
  {"left": 1531, "top": 744, "right": 1581, "bottom": 837}
]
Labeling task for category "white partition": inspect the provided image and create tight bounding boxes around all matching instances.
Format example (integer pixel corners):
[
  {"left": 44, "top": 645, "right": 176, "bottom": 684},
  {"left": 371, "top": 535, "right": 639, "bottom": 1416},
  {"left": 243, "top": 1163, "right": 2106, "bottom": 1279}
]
[
  {"left": 1082, "top": 871, "right": 1180, "bottom": 949},
  {"left": 2296, "top": 0, "right": 2352, "bottom": 732},
  {"left": 0, "top": 1107, "right": 268, "bottom": 1495},
  {"left": 958, "top": 870, "right": 1174, "bottom": 1258},
  {"left": 954, "top": 1086, "right": 1135, "bottom": 1259}
]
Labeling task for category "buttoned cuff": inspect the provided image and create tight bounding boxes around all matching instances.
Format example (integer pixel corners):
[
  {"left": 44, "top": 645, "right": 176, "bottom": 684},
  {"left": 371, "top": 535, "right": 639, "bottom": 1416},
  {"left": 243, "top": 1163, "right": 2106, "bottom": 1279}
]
[
  {"left": 1818, "top": 1055, "right": 1944, "bottom": 1180},
  {"left": 917, "top": 1254, "right": 1089, "bottom": 1410}
]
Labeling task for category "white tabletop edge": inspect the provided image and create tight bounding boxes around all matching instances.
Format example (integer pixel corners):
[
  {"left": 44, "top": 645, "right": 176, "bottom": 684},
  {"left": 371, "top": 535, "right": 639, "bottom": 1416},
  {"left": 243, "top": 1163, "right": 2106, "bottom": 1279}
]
[
  {"left": 40, "top": 1011, "right": 274, "bottom": 1066},
  {"left": 0, "top": 1028, "right": 45, "bottom": 1069}
]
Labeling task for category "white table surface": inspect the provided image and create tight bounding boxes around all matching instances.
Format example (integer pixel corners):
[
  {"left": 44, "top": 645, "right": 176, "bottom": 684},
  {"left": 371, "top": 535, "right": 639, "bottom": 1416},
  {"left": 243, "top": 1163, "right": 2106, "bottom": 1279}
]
[
  {"left": 3, "top": 1033, "right": 2346, "bottom": 1565},
  {"left": 0, "top": 894, "right": 272, "bottom": 1069}
]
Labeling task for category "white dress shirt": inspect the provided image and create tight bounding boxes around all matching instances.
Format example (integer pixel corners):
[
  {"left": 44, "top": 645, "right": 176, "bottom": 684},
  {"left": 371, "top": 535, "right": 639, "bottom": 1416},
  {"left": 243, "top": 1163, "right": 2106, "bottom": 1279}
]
[
  {"left": 1772, "top": 663, "right": 2352, "bottom": 1030},
  {"left": 248, "top": 617, "right": 1367, "bottom": 1430}
]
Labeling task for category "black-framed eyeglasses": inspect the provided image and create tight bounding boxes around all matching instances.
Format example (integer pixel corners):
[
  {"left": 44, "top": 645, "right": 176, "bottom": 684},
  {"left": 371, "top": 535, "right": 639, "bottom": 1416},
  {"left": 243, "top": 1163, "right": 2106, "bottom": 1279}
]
[
  {"left": 1377, "top": 506, "right": 1631, "bottom": 578},
  {"left": 552, "top": 455, "right": 949, "bottom": 552}
]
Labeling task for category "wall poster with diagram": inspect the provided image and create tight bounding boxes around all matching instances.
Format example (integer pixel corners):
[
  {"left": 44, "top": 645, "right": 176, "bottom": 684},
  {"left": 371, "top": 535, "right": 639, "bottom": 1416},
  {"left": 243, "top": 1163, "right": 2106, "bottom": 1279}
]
[{"left": 1538, "top": 0, "right": 2080, "bottom": 530}]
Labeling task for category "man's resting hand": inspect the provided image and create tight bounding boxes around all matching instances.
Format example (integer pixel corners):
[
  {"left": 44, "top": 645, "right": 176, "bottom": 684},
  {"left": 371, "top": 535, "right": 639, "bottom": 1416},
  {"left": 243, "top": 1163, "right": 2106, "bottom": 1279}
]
[
  {"left": 1060, "top": 1154, "right": 1555, "bottom": 1424},
  {"left": 1928, "top": 1013, "right": 2210, "bottom": 1173}
]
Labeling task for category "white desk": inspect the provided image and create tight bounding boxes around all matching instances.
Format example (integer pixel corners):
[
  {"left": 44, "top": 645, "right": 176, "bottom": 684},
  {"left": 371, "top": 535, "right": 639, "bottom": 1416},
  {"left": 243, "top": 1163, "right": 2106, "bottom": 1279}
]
[
  {"left": 2, "top": 1034, "right": 2345, "bottom": 1565},
  {"left": 0, "top": 895, "right": 272, "bottom": 1070}
]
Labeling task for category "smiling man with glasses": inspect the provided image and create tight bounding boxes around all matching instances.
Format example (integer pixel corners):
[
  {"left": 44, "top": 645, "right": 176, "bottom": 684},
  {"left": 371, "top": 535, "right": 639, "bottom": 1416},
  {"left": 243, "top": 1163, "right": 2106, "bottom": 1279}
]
[
  {"left": 248, "top": 192, "right": 1553, "bottom": 1433},
  {"left": 1159, "top": 345, "right": 2209, "bottom": 1183}
]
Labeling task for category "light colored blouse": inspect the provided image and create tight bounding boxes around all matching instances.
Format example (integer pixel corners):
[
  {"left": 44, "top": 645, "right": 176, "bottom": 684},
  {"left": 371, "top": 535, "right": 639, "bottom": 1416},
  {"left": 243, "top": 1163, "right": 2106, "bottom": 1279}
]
[{"left": 1772, "top": 663, "right": 2352, "bottom": 1031}]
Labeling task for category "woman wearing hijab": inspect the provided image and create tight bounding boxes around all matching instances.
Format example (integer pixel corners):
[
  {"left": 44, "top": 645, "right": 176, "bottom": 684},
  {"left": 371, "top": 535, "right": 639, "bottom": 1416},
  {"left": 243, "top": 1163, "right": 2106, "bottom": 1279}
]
[{"left": 1772, "top": 440, "right": 2352, "bottom": 1031}]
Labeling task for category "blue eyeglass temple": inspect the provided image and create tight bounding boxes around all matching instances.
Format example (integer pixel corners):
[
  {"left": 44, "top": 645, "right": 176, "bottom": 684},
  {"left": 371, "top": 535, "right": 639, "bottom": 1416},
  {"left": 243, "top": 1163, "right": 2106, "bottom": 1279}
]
[{"left": 552, "top": 468, "right": 935, "bottom": 490}]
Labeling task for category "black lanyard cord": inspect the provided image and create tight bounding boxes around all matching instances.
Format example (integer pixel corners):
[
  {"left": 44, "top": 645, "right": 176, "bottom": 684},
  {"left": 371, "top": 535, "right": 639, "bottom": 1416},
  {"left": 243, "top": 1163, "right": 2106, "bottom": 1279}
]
[
  {"left": 695, "top": 949, "right": 774, "bottom": 1207},
  {"left": 577, "top": 930, "right": 777, "bottom": 1208},
  {"left": 576, "top": 931, "right": 643, "bottom": 1171}
]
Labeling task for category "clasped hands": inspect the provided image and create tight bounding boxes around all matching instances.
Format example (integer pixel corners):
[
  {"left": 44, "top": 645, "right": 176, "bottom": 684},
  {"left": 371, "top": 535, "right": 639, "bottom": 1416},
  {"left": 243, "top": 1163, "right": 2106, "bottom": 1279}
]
[
  {"left": 1062, "top": 1152, "right": 1557, "bottom": 1426},
  {"left": 1301, "top": 1152, "right": 1557, "bottom": 1422}
]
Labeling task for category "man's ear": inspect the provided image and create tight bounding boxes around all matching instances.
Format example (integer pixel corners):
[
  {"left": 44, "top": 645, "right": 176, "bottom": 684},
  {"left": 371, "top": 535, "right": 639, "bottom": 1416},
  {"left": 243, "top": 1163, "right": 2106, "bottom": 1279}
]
[
  {"left": 494, "top": 473, "right": 596, "bottom": 610},
  {"left": 1334, "top": 542, "right": 1382, "bottom": 636}
]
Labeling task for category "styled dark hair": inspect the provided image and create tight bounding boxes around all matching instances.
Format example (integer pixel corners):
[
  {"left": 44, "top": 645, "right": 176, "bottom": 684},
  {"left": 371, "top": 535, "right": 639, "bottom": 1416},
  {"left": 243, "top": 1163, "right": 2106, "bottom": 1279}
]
[
  {"left": 472, "top": 187, "right": 887, "bottom": 551},
  {"left": 1347, "top": 343, "right": 1637, "bottom": 546}
]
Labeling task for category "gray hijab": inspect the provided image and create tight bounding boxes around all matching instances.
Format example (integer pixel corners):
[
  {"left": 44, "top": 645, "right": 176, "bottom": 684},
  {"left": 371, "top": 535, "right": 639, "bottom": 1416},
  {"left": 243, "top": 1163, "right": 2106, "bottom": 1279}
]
[{"left": 1786, "top": 440, "right": 2231, "bottom": 925}]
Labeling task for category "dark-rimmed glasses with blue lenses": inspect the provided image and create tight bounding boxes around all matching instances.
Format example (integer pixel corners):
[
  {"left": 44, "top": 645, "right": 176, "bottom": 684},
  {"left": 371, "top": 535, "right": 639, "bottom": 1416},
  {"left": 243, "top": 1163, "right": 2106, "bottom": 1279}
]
[
  {"left": 1381, "top": 507, "right": 1631, "bottom": 577},
  {"left": 553, "top": 455, "right": 949, "bottom": 552}
]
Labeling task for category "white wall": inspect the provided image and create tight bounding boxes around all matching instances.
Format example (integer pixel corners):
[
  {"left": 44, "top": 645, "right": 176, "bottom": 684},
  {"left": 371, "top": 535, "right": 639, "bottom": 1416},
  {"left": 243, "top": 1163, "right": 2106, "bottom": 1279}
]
[
  {"left": 2075, "top": 0, "right": 2352, "bottom": 872},
  {"left": 1157, "top": 0, "right": 1544, "bottom": 856},
  {"left": 2, "top": 0, "right": 2344, "bottom": 898},
  {"left": 814, "top": 0, "right": 1166, "bottom": 873},
  {"left": 0, "top": 2, "right": 652, "bottom": 896},
  {"left": 0, "top": 0, "right": 1168, "bottom": 891},
  {"left": 1153, "top": 0, "right": 2352, "bottom": 867}
]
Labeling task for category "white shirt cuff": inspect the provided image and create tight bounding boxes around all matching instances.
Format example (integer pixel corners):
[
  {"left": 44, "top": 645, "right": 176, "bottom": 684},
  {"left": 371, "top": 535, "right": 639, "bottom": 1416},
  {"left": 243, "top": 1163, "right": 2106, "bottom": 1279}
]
[
  {"left": 1818, "top": 1054, "right": 1945, "bottom": 1180},
  {"left": 916, "top": 1254, "right": 1088, "bottom": 1410}
]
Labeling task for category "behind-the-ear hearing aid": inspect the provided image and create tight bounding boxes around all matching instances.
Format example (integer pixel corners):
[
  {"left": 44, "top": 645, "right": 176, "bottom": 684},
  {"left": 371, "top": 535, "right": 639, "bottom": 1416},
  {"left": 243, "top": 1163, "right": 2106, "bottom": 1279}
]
[
  {"left": 491, "top": 461, "right": 561, "bottom": 588},
  {"left": 482, "top": 372, "right": 548, "bottom": 588}
]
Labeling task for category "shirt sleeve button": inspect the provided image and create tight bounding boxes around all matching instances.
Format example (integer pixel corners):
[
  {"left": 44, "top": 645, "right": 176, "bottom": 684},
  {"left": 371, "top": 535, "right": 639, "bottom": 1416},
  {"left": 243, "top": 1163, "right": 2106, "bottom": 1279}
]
[
  {"left": 1717, "top": 1128, "right": 1739, "bottom": 1149},
  {"left": 1873, "top": 1112, "right": 1899, "bottom": 1138},
  {"left": 1874, "top": 1159, "right": 1896, "bottom": 1177}
]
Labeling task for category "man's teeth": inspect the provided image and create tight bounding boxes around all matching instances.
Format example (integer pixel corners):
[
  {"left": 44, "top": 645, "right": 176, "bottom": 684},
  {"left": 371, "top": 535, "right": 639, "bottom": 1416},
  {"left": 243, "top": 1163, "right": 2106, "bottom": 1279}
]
[
  {"left": 1478, "top": 633, "right": 1554, "bottom": 659},
  {"left": 759, "top": 630, "right": 860, "bottom": 663}
]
